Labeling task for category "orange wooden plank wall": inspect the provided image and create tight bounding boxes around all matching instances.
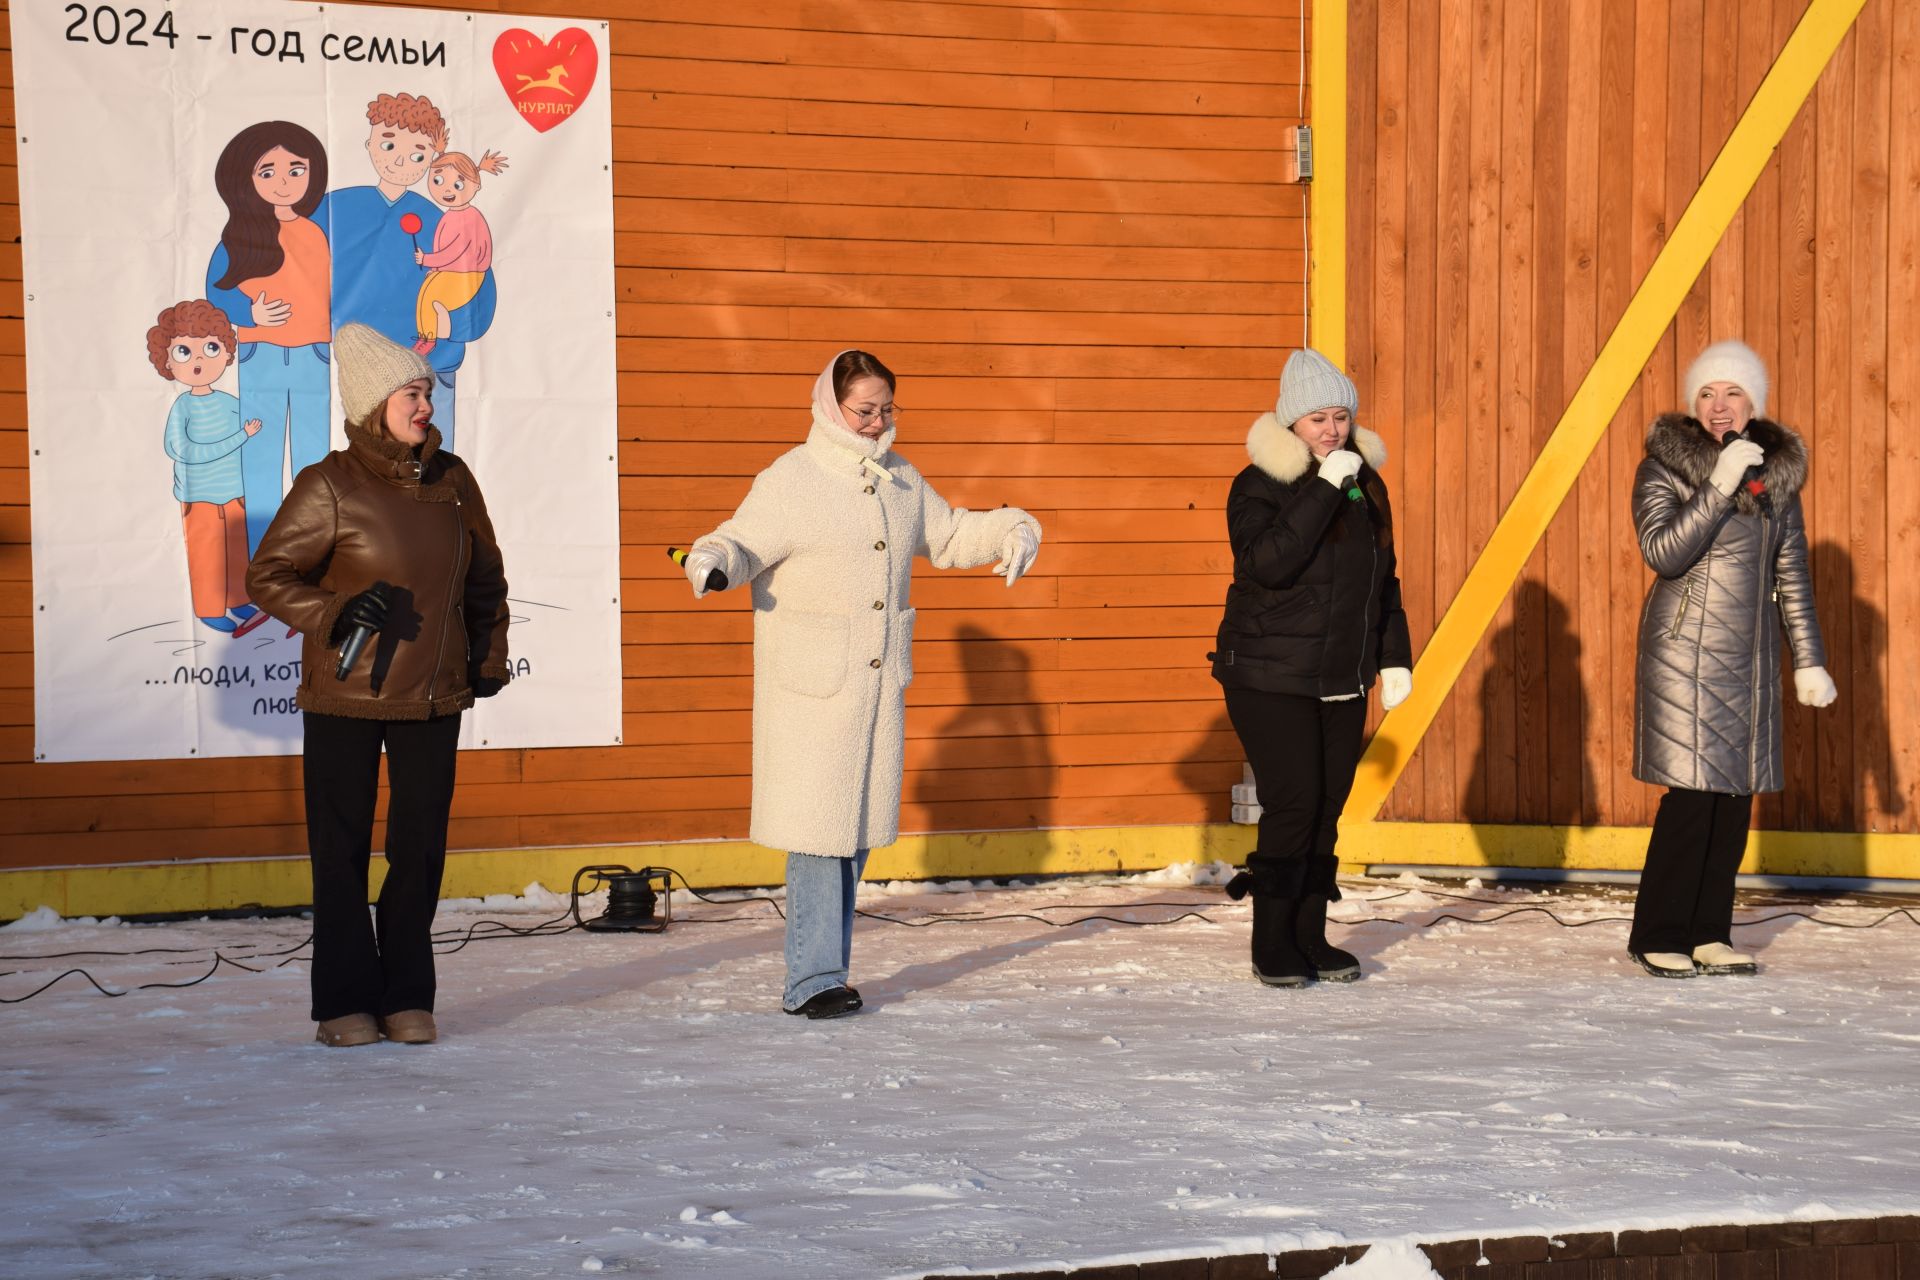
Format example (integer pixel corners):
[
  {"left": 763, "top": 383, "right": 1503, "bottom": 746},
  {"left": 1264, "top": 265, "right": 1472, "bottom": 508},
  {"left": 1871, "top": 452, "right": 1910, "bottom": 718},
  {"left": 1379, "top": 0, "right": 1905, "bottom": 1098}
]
[
  {"left": 0, "top": 0, "right": 1310, "bottom": 869},
  {"left": 1346, "top": 0, "right": 1920, "bottom": 835}
]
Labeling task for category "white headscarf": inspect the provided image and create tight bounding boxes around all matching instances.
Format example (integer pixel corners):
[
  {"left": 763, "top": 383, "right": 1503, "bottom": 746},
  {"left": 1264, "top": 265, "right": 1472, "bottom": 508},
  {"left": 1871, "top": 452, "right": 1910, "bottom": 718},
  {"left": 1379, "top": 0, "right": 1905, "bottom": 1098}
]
[{"left": 809, "top": 348, "right": 896, "bottom": 462}]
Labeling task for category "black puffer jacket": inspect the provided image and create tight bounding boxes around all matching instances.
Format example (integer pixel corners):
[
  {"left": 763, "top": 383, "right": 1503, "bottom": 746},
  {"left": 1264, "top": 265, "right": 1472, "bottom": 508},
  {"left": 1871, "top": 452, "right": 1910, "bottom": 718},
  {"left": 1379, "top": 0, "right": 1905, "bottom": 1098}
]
[{"left": 1210, "top": 413, "right": 1412, "bottom": 698}]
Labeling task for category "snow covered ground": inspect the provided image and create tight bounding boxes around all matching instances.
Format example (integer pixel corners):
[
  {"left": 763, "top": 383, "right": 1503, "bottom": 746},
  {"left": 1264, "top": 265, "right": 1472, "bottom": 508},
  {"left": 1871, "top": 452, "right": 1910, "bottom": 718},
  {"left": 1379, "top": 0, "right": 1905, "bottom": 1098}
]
[{"left": 3, "top": 867, "right": 1918, "bottom": 1279}]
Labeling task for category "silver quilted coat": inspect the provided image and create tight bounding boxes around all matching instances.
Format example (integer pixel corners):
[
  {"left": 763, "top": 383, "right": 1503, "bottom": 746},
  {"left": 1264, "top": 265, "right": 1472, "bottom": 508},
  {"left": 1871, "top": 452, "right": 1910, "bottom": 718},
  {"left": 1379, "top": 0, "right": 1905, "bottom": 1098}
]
[{"left": 1632, "top": 414, "right": 1824, "bottom": 794}]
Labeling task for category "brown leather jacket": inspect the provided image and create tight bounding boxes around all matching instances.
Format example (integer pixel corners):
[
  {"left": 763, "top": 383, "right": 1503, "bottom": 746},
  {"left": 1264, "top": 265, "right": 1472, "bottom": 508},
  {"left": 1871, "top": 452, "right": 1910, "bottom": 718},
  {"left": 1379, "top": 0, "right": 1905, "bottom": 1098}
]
[{"left": 246, "top": 421, "right": 511, "bottom": 720}]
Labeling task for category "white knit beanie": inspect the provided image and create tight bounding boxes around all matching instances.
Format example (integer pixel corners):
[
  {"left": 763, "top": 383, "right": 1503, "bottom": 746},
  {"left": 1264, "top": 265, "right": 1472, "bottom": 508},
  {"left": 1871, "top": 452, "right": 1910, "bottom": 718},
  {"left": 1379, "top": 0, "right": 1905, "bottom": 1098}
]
[
  {"left": 1274, "top": 347, "right": 1360, "bottom": 426},
  {"left": 1683, "top": 340, "right": 1768, "bottom": 418},
  {"left": 334, "top": 323, "right": 433, "bottom": 426}
]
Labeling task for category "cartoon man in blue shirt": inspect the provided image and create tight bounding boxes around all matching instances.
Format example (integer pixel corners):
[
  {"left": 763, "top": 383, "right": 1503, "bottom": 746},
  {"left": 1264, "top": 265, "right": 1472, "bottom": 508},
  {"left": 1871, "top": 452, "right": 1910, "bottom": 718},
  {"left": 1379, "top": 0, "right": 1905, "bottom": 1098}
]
[{"left": 316, "top": 92, "right": 498, "bottom": 451}]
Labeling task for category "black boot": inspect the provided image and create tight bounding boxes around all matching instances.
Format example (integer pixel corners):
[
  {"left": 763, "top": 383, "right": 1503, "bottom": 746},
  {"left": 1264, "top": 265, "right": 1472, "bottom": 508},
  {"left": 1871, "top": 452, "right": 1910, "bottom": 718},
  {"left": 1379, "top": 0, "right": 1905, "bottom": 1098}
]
[
  {"left": 1227, "top": 859, "right": 1312, "bottom": 988},
  {"left": 1295, "top": 856, "right": 1360, "bottom": 982}
]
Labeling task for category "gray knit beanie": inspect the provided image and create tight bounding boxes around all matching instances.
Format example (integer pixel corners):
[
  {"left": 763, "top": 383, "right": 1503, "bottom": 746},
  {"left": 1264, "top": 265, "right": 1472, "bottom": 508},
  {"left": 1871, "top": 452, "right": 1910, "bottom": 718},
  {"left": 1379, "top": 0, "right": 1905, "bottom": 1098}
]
[
  {"left": 334, "top": 323, "right": 433, "bottom": 426},
  {"left": 1274, "top": 347, "right": 1360, "bottom": 426},
  {"left": 1683, "top": 339, "right": 1768, "bottom": 418}
]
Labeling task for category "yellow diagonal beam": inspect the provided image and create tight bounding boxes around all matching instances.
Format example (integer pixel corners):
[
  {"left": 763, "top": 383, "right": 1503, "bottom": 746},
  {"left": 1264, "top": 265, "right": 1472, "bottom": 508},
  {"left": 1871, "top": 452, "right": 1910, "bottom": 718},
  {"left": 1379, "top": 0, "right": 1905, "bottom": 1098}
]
[
  {"left": 1343, "top": 0, "right": 1867, "bottom": 824},
  {"left": 1309, "top": 0, "right": 1346, "bottom": 365}
]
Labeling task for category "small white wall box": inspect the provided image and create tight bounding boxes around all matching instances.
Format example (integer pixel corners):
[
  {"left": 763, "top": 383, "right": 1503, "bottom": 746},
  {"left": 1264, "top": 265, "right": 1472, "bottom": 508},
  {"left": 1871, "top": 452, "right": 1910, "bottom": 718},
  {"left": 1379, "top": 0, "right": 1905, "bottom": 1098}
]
[{"left": 1281, "top": 125, "right": 1314, "bottom": 183}]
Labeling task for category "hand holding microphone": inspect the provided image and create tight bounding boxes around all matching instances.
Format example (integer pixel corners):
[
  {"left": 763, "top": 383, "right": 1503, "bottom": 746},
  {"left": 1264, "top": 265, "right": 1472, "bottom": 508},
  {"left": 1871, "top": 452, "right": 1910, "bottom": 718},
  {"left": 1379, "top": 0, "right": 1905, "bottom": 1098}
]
[
  {"left": 1318, "top": 448, "right": 1364, "bottom": 499},
  {"left": 332, "top": 582, "right": 391, "bottom": 681},
  {"left": 670, "top": 546, "right": 728, "bottom": 597},
  {"left": 1708, "top": 437, "right": 1766, "bottom": 497}
]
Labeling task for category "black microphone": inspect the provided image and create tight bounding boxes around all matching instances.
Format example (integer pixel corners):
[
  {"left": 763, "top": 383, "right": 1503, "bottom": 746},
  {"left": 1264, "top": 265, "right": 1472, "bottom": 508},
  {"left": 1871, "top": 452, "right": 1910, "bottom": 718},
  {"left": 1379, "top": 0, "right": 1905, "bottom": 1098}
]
[{"left": 335, "top": 581, "right": 392, "bottom": 681}]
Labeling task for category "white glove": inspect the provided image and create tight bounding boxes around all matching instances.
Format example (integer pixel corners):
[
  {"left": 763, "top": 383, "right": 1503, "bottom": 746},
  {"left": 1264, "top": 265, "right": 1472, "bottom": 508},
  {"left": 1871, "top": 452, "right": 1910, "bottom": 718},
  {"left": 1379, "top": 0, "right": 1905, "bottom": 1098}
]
[
  {"left": 1707, "top": 437, "right": 1766, "bottom": 496},
  {"left": 1794, "top": 665, "right": 1837, "bottom": 708},
  {"left": 1380, "top": 666, "right": 1413, "bottom": 710},
  {"left": 1318, "top": 448, "right": 1364, "bottom": 490},
  {"left": 683, "top": 547, "right": 724, "bottom": 599},
  {"left": 993, "top": 524, "right": 1039, "bottom": 588}
]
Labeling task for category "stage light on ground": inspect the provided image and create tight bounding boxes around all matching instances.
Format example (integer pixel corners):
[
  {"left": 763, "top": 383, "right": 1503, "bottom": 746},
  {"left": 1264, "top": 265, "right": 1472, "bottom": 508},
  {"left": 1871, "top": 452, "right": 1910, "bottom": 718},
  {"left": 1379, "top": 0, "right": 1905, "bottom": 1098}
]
[{"left": 569, "top": 864, "right": 673, "bottom": 933}]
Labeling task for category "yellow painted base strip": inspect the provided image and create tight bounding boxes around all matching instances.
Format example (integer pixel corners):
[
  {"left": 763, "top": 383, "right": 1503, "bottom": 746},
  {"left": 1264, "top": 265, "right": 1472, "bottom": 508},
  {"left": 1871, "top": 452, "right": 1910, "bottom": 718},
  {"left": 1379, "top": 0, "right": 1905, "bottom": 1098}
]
[
  {"left": 6, "top": 822, "right": 1914, "bottom": 921},
  {"left": 0, "top": 826, "right": 1261, "bottom": 922},
  {"left": 1308, "top": 0, "right": 1346, "bottom": 363},
  {"left": 1344, "top": 821, "right": 1920, "bottom": 881},
  {"left": 1342, "top": 0, "right": 1869, "bottom": 824}
]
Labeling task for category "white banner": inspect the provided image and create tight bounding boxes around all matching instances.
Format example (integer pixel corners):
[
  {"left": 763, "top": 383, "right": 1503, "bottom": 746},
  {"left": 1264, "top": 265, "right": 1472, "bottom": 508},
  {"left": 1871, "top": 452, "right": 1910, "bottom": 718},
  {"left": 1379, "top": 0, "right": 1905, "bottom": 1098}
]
[{"left": 15, "top": 0, "right": 622, "bottom": 762}]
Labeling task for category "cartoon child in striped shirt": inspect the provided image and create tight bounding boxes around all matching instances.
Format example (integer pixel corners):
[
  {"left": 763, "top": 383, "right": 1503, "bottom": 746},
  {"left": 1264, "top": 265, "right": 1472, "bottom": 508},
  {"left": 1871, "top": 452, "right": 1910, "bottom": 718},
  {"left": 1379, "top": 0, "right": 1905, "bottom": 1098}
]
[{"left": 146, "top": 300, "right": 267, "bottom": 635}]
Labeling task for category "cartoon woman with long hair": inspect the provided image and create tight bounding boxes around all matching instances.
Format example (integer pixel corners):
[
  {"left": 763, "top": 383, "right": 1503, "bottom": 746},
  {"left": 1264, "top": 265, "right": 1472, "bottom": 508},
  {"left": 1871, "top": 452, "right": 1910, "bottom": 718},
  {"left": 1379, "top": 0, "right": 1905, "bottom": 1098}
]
[{"left": 205, "top": 120, "right": 332, "bottom": 556}]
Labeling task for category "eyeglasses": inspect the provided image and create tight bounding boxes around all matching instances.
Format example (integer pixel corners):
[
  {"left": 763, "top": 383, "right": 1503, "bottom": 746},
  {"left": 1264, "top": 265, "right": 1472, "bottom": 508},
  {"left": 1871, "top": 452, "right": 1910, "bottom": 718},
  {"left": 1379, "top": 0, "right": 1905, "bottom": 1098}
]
[{"left": 844, "top": 404, "right": 901, "bottom": 425}]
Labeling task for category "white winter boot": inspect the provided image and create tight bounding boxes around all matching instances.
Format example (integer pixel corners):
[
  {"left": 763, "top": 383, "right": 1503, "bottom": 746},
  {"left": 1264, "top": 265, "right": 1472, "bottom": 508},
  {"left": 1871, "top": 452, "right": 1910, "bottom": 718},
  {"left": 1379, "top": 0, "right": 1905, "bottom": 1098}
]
[
  {"left": 1691, "top": 942, "right": 1757, "bottom": 975},
  {"left": 1630, "top": 950, "right": 1698, "bottom": 978}
]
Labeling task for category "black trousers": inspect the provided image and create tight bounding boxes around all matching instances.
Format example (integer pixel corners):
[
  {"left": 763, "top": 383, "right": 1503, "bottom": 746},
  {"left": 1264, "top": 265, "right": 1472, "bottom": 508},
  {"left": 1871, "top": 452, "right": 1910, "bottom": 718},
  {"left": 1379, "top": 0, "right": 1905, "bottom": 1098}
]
[
  {"left": 1224, "top": 687, "right": 1368, "bottom": 893},
  {"left": 302, "top": 710, "right": 463, "bottom": 1022},
  {"left": 1628, "top": 787, "right": 1754, "bottom": 955}
]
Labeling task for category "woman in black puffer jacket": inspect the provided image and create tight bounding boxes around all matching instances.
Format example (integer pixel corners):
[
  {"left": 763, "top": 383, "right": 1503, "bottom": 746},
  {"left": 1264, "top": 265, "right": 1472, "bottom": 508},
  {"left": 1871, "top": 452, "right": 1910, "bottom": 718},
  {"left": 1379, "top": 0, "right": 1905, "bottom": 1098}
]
[{"left": 1211, "top": 348, "right": 1412, "bottom": 989}]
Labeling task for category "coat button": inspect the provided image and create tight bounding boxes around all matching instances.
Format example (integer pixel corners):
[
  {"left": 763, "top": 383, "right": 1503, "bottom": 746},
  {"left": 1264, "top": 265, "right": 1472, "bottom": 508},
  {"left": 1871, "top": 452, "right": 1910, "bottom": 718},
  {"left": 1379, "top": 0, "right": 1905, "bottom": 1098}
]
[
  {"left": 873, "top": 600, "right": 885, "bottom": 610},
  {"left": 874, "top": 540, "right": 886, "bottom": 550},
  {"left": 864, "top": 485, "right": 876, "bottom": 495},
  {"left": 870, "top": 658, "right": 882, "bottom": 668}
]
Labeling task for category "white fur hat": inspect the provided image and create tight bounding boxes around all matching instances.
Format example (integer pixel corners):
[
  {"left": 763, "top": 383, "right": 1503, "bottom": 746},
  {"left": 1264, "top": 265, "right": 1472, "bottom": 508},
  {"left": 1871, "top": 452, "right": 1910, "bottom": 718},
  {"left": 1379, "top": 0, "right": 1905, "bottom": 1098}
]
[
  {"left": 1274, "top": 347, "right": 1359, "bottom": 426},
  {"left": 334, "top": 323, "right": 433, "bottom": 426},
  {"left": 1683, "top": 340, "right": 1768, "bottom": 418}
]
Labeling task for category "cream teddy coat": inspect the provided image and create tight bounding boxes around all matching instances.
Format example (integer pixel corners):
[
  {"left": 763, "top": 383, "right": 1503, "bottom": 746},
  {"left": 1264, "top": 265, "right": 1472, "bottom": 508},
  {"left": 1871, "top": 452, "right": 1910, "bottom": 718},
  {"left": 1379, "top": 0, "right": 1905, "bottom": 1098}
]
[{"left": 696, "top": 408, "right": 1041, "bottom": 857}]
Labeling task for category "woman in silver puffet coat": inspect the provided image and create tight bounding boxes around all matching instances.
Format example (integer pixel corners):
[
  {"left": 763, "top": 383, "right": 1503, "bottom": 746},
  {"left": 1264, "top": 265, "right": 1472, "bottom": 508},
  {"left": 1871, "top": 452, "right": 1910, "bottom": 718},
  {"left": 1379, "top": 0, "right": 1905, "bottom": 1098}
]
[{"left": 1627, "top": 340, "right": 1837, "bottom": 980}]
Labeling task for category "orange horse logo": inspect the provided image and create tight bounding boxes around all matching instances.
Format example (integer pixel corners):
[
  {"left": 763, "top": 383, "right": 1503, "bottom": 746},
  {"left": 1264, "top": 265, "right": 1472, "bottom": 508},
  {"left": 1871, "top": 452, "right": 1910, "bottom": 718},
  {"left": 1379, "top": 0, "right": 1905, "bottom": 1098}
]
[{"left": 515, "top": 65, "right": 575, "bottom": 97}]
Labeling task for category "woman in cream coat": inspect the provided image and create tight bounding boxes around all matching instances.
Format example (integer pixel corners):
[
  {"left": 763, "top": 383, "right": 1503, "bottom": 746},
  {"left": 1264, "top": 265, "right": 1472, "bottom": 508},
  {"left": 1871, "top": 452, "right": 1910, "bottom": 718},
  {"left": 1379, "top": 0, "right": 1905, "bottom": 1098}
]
[{"left": 684, "top": 350, "right": 1042, "bottom": 1018}]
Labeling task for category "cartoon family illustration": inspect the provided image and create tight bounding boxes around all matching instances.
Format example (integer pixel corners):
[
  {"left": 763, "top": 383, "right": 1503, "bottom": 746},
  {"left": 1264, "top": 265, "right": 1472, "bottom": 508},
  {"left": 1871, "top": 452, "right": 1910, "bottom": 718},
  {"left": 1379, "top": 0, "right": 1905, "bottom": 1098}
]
[{"left": 154, "top": 93, "right": 508, "bottom": 633}]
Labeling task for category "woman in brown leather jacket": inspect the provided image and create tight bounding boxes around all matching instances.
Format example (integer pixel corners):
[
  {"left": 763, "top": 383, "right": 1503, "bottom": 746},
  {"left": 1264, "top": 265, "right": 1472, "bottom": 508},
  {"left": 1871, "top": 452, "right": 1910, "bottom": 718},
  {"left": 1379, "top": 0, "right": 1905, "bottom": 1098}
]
[{"left": 247, "top": 322, "right": 510, "bottom": 1047}]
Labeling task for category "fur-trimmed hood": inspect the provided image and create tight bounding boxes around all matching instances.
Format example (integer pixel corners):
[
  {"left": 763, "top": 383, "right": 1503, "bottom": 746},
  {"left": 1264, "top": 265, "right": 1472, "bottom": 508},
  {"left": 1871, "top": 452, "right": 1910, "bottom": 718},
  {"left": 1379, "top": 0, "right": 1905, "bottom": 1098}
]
[
  {"left": 1246, "top": 411, "right": 1388, "bottom": 483},
  {"left": 1645, "top": 414, "right": 1809, "bottom": 514}
]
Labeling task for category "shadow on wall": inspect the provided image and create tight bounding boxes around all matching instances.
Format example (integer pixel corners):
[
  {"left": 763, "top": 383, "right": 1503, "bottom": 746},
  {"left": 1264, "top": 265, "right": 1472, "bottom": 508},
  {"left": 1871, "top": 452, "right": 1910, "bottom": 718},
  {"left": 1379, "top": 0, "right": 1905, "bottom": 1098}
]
[
  {"left": 1755, "top": 539, "right": 1902, "bottom": 878},
  {"left": 1466, "top": 579, "right": 1595, "bottom": 870},
  {"left": 913, "top": 624, "right": 1054, "bottom": 838},
  {"left": 1177, "top": 701, "right": 1250, "bottom": 864}
]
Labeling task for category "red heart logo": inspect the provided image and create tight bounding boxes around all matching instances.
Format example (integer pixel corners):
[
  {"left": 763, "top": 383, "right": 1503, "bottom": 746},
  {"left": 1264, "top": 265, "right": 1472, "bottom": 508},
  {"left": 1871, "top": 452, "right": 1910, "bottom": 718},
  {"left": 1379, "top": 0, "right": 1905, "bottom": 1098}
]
[{"left": 493, "top": 28, "right": 598, "bottom": 134}]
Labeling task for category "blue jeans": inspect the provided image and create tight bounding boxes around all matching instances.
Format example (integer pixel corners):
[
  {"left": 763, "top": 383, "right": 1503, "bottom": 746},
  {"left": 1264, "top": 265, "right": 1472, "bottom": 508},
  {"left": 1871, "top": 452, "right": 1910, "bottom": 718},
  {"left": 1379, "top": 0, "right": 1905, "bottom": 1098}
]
[
  {"left": 783, "top": 849, "right": 870, "bottom": 1010},
  {"left": 237, "top": 341, "right": 331, "bottom": 556},
  {"left": 431, "top": 367, "right": 460, "bottom": 454}
]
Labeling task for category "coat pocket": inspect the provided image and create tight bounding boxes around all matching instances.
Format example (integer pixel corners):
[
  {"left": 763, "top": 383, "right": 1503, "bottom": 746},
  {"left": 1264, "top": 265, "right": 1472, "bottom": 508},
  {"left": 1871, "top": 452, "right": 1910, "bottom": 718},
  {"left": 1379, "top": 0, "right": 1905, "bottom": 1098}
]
[
  {"left": 1668, "top": 585, "right": 1691, "bottom": 639},
  {"left": 889, "top": 607, "right": 916, "bottom": 688},
  {"left": 771, "top": 610, "right": 849, "bottom": 699}
]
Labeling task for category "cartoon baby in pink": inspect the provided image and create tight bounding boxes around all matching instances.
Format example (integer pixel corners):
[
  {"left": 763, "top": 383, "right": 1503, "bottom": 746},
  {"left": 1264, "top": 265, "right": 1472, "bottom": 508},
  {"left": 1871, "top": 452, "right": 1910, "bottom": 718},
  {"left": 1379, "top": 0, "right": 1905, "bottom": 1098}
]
[{"left": 411, "top": 148, "right": 508, "bottom": 355}]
